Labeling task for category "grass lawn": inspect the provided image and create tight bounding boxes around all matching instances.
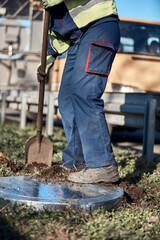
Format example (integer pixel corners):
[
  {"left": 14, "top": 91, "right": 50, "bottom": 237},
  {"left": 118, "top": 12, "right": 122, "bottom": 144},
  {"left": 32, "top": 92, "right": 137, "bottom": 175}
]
[{"left": 0, "top": 122, "right": 160, "bottom": 240}]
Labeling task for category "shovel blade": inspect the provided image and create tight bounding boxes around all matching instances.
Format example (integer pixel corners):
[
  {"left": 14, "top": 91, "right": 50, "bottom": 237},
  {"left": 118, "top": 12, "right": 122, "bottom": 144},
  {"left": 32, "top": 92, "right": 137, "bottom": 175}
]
[{"left": 25, "top": 135, "right": 53, "bottom": 166}]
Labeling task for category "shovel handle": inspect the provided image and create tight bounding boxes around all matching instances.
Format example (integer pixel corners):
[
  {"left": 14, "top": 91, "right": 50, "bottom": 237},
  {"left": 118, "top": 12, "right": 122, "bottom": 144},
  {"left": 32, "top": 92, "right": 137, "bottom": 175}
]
[
  {"left": 37, "top": 9, "right": 50, "bottom": 139},
  {"left": 40, "top": 9, "right": 50, "bottom": 72}
]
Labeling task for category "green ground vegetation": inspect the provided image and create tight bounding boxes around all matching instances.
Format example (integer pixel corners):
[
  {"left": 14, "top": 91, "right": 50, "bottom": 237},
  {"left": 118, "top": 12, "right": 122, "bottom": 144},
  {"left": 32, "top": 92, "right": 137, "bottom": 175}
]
[{"left": 0, "top": 122, "right": 160, "bottom": 240}]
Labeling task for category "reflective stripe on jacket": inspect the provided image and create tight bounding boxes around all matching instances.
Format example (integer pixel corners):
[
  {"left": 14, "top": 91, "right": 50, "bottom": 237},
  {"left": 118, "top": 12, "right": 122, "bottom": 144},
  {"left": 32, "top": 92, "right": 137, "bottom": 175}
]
[{"left": 65, "top": 0, "right": 118, "bottom": 28}]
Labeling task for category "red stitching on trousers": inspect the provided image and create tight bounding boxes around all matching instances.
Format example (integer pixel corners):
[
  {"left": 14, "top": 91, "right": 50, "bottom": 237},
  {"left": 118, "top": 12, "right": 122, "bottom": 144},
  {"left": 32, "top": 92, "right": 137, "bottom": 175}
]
[
  {"left": 86, "top": 70, "right": 109, "bottom": 76},
  {"left": 85, "top": 46, "right": 91, "bottom": 73},
  {"left": 61, "top": 19, "right": 80, "bottom": 41},
  {"left": 85, "top": 42, "right": 113, "bottom": 75},
  {"left": 91, "top": 41, "right": 113, "bottom": 46}
]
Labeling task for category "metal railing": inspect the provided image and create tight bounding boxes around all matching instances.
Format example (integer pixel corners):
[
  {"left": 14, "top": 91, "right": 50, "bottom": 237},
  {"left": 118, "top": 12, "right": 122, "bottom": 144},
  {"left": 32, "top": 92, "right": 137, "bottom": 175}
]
[{"left": 0, "top": 90, "right": 160, "bottom": 163}]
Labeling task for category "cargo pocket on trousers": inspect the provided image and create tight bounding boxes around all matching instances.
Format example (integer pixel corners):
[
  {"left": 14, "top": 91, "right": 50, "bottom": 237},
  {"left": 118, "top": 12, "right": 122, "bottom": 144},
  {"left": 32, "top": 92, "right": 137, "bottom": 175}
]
[{"left": 85, "top": 41, "right": 114, "bottom": 76}]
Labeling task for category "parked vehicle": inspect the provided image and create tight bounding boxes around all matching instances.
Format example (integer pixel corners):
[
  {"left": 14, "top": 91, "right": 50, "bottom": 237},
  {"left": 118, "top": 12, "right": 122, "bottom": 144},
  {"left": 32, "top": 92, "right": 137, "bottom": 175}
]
[
  {"left": 0, "top": 0, "right": 43, "bottom": 89},
  {"left": 107, "top": 17, "right": 160, "bottom": 93}
]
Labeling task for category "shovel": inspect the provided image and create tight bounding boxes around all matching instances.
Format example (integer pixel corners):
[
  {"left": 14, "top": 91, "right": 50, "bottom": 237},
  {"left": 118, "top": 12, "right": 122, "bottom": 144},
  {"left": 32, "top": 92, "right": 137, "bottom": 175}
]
[{"left": 25, "top": 9, "right": 53, "bottom": 166}]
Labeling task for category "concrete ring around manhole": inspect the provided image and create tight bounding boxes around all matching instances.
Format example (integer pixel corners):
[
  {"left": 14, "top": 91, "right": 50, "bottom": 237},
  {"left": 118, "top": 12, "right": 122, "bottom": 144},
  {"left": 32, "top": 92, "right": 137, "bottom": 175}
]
[{"left": 0, "top": 176, "right": 124, "bottom": 213}]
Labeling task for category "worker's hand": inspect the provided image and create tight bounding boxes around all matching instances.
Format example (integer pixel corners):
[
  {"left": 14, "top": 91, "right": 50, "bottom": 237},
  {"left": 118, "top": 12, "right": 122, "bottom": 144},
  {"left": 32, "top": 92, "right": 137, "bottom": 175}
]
[
  {"left": 42, "top": 0, "right": 63, "bottom": 8},
  {"left": 37, "top": 55, "right": 55, "bottom": 83}
]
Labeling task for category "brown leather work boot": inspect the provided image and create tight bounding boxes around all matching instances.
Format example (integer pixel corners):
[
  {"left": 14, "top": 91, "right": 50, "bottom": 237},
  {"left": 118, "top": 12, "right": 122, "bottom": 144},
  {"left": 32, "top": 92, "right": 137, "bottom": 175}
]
[{"left": 67, "top": 165, "right": 119, "bottom": 184}]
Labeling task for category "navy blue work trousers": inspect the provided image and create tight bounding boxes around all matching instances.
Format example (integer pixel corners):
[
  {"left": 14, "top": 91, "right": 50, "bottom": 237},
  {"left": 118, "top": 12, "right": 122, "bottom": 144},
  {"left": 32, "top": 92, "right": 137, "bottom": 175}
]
[{"left": 58, "top": 19, "right": 120, "bottom": 169}]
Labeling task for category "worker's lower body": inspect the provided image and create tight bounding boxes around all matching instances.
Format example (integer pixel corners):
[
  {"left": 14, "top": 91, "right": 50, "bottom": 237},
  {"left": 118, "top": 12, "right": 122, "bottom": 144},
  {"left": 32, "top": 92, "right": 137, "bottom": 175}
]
[{"left": 58, "top": 19, "right": 120, "bottom": 183}]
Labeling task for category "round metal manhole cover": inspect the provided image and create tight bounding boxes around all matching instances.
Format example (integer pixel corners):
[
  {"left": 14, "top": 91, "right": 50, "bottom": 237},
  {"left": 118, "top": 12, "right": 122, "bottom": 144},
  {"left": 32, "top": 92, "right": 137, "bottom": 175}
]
[{"left": 0, "top": 176, "right": 124, "bottom": 212}]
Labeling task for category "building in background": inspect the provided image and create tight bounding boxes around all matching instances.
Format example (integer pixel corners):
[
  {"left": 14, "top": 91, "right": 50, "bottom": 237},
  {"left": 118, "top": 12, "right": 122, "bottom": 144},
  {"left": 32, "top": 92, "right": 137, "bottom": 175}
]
[{"left": 0, "top": 0, "right": 43, "bottom": 89}]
